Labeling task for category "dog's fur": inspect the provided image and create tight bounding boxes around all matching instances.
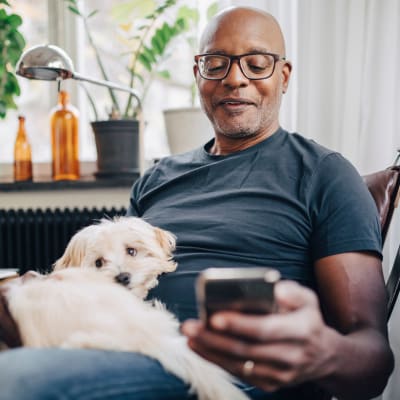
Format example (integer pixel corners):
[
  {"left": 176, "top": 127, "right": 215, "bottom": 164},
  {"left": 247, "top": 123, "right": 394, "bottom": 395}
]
[
  {"left": 1, "top": 217, "right": 249, "bottom": 400},
  {"left": 53, "top": 216, "right": 177, "bottom": 299}
]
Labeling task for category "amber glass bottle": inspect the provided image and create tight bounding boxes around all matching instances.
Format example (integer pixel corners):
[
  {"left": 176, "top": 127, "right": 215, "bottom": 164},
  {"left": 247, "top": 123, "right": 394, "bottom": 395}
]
[
  {"left": 14, "top": 115, "right": 33, "bottom": 181},
  {"left": 50, "top": 90, "right": 80, "bottom": 181}
]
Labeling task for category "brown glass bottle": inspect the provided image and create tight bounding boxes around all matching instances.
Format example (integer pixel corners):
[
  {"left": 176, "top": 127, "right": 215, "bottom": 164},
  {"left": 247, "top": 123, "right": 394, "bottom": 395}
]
[
  {"left": 14, "top": 115, "right": 33, "bottom": 181},
  {"left": 50, "top": 90, "right": 80, "bottom": 180}
]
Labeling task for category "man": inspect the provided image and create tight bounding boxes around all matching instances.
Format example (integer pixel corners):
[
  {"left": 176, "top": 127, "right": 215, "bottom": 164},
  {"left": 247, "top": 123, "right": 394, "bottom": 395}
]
[
  {"left": 0, "top": 6, "right": 393, "bottom": 400},
  {"left": 130, "top": 6, "right": 393, "bottom": 399}
]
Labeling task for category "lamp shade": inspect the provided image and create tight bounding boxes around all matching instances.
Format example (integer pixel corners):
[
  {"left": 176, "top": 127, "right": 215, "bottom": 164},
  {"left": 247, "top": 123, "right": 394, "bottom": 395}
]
[{"left": 16, "top": 44, "right": 74, "bottom": 80}]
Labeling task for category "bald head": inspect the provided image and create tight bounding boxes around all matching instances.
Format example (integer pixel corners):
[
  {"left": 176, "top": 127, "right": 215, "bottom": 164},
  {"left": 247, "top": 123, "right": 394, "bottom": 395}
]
[{"left": 199, "top": 7, "right": 286, "bottom": 56}]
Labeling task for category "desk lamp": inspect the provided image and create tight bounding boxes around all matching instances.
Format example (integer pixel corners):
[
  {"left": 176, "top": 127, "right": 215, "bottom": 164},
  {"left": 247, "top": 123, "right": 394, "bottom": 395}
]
[{"left": 16, "top": 44, "right": 141, "bottom": 110}]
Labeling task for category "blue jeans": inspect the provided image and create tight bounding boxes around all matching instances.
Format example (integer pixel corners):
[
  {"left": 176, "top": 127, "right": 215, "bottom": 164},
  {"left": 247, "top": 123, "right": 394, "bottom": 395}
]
[{"left": 0, "top": 348, "right": 270, "bottom": 400}]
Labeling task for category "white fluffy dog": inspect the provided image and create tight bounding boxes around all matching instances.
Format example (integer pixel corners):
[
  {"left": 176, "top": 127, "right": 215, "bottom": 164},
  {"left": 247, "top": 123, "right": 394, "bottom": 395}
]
[
  {"left": 53, "top": 216, "right": 178, "bottom": 299},
  {"left": 1, "top": 217, "right": 249, "bottom": 400}
]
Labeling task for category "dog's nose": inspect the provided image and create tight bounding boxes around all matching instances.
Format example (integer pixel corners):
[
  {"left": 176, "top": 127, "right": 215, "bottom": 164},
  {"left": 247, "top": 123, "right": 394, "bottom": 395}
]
[{"left": 115, "top": 272, "right": 131, "bottom": 286}]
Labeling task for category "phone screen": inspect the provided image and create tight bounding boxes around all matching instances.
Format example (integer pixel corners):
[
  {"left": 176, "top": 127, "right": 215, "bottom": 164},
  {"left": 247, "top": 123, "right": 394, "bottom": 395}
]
[{"left": 196, "top": 267, "right": 280, "bottom": 325}]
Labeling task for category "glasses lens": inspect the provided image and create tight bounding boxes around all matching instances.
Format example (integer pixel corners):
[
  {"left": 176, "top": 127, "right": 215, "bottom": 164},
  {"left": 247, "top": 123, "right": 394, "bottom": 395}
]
[
  {"left": 199, "top": 55, "right": 229, "bottom": 79},
  {"left": 241, "top": 54, "right": 275, "bottom": 79}
]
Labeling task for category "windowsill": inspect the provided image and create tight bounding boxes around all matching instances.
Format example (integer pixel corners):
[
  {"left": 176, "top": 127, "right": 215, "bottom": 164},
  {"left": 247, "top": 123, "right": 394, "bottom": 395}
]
[{"left": 0, "top": 162, "right": 138, "bottom": 192}]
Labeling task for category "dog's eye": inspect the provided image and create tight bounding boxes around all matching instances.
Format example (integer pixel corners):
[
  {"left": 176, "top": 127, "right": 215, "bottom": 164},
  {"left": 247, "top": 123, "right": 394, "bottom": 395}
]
[
  {"left": 95, "top": 258, "right": 103, "bottom": 268},
  {"left": 126, "top": 247, "right": 137, "bottom": 257}
]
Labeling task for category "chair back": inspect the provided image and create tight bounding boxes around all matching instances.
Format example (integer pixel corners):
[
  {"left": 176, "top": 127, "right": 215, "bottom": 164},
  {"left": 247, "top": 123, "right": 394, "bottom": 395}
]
[
  {"left": 363, "top": 166, "right": 400, "bottom": 243},
  {"left": 363, "top": 161, "right": 400, "bottom": 320}
]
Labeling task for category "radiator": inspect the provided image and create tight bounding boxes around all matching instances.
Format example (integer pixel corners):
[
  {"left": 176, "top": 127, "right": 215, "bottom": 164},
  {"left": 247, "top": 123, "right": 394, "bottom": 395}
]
[{"left": 0, "top": 207, "right": 127, "bottom": 274}]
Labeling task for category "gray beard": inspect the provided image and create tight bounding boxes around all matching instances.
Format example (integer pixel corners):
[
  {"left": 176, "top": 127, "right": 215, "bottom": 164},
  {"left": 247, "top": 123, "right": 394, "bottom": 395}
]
[{"left": 219, "top": 129, "right": 256, "bottom": 139}]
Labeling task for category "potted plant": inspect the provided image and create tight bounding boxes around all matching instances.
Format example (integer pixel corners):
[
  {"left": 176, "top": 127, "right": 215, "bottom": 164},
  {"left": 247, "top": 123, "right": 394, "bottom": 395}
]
[
  {"left": 65, "top": 0, "right": 196, "bottom": 176},
  {"left": 0, "top": 0, "right": 25, "bottom": 119},
  {"left": 163, "top": 2, "right": 218, "bottom": 155}
]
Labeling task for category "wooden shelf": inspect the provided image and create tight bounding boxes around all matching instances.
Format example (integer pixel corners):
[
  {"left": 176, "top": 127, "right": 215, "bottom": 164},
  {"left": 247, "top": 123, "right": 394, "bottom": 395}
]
[
  {"left": 0, "top": 162, "right": 138, "bottom": 192},
  {"left": 0, "top": 175, "right": 137, "bottom": 192}
]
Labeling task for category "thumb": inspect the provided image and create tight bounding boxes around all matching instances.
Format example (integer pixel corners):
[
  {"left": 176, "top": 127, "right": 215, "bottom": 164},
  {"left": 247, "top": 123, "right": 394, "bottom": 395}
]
[{"left": 275, "top": 280, "right": 319, "bottom": 312}]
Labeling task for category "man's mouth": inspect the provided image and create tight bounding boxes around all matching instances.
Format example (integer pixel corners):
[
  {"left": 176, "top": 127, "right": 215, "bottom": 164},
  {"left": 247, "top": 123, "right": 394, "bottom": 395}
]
[{"left": 217, "top": 98, "right": 255, "bottom": 110}]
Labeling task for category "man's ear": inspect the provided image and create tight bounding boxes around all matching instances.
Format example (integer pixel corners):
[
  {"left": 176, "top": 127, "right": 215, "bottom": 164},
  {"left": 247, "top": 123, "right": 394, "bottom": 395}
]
[
  {"left": 193, "top": 63, "right": 199, "bottom": 79},
  {"left": 281, "top": 61, "right": 292, "bottom": 94}
]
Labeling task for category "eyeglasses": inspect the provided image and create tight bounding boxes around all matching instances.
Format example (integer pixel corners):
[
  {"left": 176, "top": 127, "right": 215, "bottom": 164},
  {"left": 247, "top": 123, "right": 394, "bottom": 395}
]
[{"left": 194, "top": 52, "right": 286, "bottom": 81}]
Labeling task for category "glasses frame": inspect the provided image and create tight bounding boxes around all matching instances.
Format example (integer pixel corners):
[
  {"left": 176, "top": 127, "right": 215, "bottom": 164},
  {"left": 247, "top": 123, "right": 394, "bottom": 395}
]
[{"left": 194, "top": 52, "right": 286, "bottom": 81}]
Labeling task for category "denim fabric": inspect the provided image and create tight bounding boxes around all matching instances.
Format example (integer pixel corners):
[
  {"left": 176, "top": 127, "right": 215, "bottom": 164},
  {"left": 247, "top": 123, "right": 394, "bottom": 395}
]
[
  {"left": 0, "top": 348, "right": 273, "bottom": 400},
  {"left": 0, "top": 348, "right": 195, "bottom": 400}
]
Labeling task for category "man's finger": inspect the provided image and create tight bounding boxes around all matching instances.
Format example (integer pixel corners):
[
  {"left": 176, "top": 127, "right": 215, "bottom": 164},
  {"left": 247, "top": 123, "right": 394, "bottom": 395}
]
[{"left": 275, "top": 280, "right": 319, "bottom": 312}]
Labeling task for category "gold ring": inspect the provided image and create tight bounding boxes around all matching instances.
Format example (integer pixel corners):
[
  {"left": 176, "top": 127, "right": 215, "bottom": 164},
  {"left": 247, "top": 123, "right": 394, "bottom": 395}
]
[{"left": 242, "top": 360, "right": 255, "bottom": 376}]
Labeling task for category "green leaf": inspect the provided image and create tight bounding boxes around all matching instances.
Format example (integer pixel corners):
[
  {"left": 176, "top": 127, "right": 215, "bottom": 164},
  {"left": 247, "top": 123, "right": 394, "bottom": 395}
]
[
  {"left": 143, "top": 46, "right": 156, "bottom": 63},
  {"left": 160, "top": 22, "right": 174, "bottom": 42},
  {"left": 207, "top": 2, "right": 219, "bottom": 20},
  {"left": 151, "top": 33, "right": 163, "bottom": 55},
  {"left": 132, "top": 72, "right": 144, "bottom": 84},
  {"left": 6, "top": 14, "right": 23, "bottom": 29},
  {"left": 0, "top": 0, "right": 11, "bottom": 6},
  {"left": 5, "top": 71, "right": 20, "bottom": 94},
  {"left": 158, "top": 22, "right": 168, "bottom": 44},
  {"left": 175, "top": 17, "right": 187, "bottom": 32},
  {"left": 138, "top": 53, "right": 152, "bottom": 71},
  {"left": 6, "top": 48, "right": 22, "bottom": 66},
  {"left": 157, "top": 70, "right": 170, "bottom": 80},
  {"left": 137, "top": 24, "right": 148, "bottom": 31},
  {"left": 111, "top": 0, "right": 156, "bottom": 23},
  {"left": 4, "top": 93, "right": 18, "bottom": 110},
  {"left": 7, "top": 30, "right": 25, "bottom": 52},
  {"left": 153, "top": 26, "right": 169, "bottom": 48},
  {"left": 67, "top": 6, "right": 81, "bottom": 16},
  {"left": 127, "top": 67, "right": 144, "bottom": 85},
  {"left": 87, "top": 10, "right": 99, "bottom": 19},
  {"left": 177, "top": 5, "right": 199, "bottom": 25},
  {"left": 0, "top": 9, "right": 8, "bottom": 21},
  {"left": 0, "top": 100, "right": 6, "bottom": 119}
]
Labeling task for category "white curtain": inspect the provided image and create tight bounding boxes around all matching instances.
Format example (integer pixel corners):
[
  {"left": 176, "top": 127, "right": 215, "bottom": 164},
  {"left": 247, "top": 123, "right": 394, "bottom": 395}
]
[{"left": 231, "top": 1, "right": 400, "bottom": 399}]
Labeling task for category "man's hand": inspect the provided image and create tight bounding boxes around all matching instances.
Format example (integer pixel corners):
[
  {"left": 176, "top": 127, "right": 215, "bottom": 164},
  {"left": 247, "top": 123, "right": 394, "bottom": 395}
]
[{"left": 182, "top": 281, "right": 336, "bottom": 392}]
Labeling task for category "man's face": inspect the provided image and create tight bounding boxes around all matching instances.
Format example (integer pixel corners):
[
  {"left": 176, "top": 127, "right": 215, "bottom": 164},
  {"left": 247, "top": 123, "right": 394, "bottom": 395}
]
[{"left": 195, "top": 12, "right": 291, "bottom": 139}]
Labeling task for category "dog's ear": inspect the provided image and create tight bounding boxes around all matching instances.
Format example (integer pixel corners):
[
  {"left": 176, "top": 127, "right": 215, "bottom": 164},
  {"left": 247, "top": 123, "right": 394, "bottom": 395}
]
[
  {"left": 154, "top": 227, "right": 176, "bottom": 256},
  {"left": 53, "top": 225, "right": 98, "bottom": 270}
]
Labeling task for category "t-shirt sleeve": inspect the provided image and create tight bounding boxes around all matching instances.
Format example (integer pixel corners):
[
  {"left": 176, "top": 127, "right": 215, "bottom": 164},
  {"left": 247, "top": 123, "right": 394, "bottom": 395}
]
[
  {"left": 309, "top": 153, "right": 382, "bottom": 261},
  {"left": 126, "top": 182, "right": 140, "bottom": 217},
  {"left": 126, "top": 166, "right": 156, "bottom": 217}
]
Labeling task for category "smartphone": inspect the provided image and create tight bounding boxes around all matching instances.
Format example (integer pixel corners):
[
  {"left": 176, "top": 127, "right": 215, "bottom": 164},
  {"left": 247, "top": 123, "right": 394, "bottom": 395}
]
[{"left": 196, "top": 267, "right": 281, "bottom": 325}]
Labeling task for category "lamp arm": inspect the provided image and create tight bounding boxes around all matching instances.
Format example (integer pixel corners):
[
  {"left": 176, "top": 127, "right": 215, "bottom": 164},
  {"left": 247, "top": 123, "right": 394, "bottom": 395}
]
[{"left": 72, "top": 72, "right": 142, "bottom": 113}]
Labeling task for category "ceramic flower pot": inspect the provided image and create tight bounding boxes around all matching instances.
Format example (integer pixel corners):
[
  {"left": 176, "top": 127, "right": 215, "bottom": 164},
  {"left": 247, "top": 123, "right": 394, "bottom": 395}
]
[
  {"left": 163, "top": 107, "right": 213, "bottom": 155},
  {"left": 91, "top": 119, "right": 140, "bottom": 178}
]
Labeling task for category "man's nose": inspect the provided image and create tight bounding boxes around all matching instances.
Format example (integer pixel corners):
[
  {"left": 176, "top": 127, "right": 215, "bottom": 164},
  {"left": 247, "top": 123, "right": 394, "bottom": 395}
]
[{"left": 222, "top": 60, "right": 248, "bottom": 87}]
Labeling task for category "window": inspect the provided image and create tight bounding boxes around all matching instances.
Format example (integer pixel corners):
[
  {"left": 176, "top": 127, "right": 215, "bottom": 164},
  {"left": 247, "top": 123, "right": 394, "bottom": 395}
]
[
  {"left": 0, "top": 0, "right": 221, "bottom": 165},
  {"left": 0, "top": 0, "right": 50, "bottom": 163}
]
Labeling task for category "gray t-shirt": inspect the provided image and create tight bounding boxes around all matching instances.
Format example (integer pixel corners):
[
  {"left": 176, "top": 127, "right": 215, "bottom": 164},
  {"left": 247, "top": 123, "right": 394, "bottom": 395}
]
[{"left": 127, "top": 128, "right": 381, "bottom": 321}]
